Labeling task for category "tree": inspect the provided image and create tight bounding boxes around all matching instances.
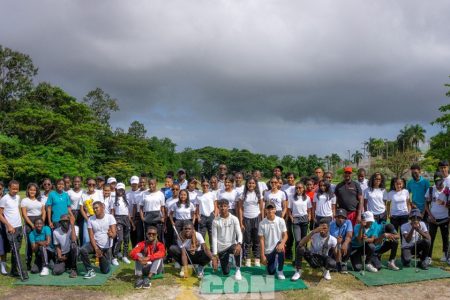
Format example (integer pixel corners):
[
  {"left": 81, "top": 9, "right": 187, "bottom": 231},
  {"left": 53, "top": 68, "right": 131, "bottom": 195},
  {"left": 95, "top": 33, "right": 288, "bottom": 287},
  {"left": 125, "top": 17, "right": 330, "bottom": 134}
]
[
  {"left": 375, "top": 150, "right": 420, "bottom": 178},
  {"left": 352, "top": 151, "right": 363, "bottom": 167},
  {"left": 83, "top": 88, "right": 119, "bottom": 127},
  {"left": 0, "top": 45, "right": 38, "bottom": 111},
  {"left": 128, "top": 121, "right": 147, "bottom": 139},
  {"left": 409, "top": 124, "right": 426, "bottom": 150},
  {"left": 367, "top": 138, "right": 385, "bottom": 157},
  {"left": 427, "top": 83, "right": 450, "bottom": 160}
]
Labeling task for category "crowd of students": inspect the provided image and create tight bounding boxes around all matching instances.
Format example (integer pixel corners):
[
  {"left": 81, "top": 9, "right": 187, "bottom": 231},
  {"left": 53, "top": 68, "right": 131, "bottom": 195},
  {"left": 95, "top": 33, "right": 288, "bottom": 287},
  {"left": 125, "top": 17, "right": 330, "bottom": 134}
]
[{"left": 0, "top": 160, "right": 449, "bottom": 288}]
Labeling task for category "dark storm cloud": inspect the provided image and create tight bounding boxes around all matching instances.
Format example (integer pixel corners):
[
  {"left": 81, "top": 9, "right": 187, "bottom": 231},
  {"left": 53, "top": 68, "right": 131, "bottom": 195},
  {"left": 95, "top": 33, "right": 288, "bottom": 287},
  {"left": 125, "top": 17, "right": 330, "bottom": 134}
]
[{"left": 0, "top": 0, "right": 448, "bottom": 155}]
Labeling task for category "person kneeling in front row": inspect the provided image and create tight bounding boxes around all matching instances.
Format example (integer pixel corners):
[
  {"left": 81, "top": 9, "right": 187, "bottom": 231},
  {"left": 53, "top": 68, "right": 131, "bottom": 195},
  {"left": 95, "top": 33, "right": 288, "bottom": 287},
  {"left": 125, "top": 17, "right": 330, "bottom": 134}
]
[
  {"left": 401, "top": 209, "right": 431, "bottom": 270},
  {"left": 130, "top": 226, "right": 165, "bottom": 289},
  {"left": 292, "top": 219, "right": 337, "bottom": 281},
  {"left": 52, "top": 214, "right": 79, "bottom": 277}
]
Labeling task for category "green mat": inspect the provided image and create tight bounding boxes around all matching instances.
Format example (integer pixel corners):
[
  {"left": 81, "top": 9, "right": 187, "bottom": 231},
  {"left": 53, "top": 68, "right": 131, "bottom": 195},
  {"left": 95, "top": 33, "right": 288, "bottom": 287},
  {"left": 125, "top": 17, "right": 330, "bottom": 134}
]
[
  {"left": 200, "top": 265, "right": 307, "bottom": 294},
  {"left": 350, "top": 261, "right": 450, "bottom": 286}
]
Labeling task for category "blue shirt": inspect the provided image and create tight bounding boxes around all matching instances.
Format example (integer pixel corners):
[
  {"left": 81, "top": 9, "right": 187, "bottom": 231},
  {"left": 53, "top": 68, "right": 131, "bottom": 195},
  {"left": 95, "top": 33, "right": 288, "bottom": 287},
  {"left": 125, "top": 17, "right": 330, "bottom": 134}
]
[
  {"left": 29, "top": 226, "right": 53, "bottom": 249},
  {"left": 161, "top": 187, "right": 173, "bottom": 200},
  {"left": 351, "top": 222, "right": 382, "bottom": 248},
  {"left": 329, "top": 219, "right": 353, "bottom": 239},
  {"left": 407, "top": 176, "right": 430, "bottom": 212},
  {"left": 46, "top": 190, "right": 71, "bottom": 222}
]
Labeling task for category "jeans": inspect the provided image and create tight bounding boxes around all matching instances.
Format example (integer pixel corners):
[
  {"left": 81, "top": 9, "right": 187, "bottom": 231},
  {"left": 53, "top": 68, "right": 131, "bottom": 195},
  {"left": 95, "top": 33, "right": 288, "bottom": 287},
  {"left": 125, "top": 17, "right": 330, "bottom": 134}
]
[
  {"left": 243, "top": 217, "right": 260, "bottom": 259},
  {"left": 265, "top": 247, "right": 285, "bottom": 275},
  {"left": 218, "top": 244, "right": 242, "bottom": 275},
  {"left": 80, "top": 243, "right": 111, "bottom": 274}
]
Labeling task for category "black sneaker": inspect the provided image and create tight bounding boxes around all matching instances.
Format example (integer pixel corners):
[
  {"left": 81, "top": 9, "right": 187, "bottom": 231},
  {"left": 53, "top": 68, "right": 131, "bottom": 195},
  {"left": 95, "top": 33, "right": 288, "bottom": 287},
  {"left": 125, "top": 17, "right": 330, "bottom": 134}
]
[
  {"left": 30, "top": 264, "right": 40, "bottom": 274},
  {"left": 419, "top": 261, "right": 429, "bottom": 270},
  {"left": 340, "top": 263, "right": 348, "bottom": 274},
  {"left": 22, "top": 272, "right": 29, "bottom": 280},
  {"left": 142, "top": 277, "right": 151, "bottom": 289},
  {"left": 135, "top": 277, "right": 144, "bottom": 289}
]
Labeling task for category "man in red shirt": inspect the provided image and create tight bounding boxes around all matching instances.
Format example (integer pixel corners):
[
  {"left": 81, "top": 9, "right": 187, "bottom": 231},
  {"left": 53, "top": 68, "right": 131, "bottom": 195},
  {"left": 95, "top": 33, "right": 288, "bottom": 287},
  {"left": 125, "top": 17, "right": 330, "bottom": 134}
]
[{"left": 130, "top": 226, "right": 165, "bottom": 289}]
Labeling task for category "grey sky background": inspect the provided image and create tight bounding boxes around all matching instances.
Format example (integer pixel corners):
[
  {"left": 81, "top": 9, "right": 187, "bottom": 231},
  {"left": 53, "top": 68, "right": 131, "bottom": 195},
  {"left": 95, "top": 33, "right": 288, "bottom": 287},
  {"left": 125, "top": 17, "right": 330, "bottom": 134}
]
[{"left": 1, "top": 1, "right": 449, "bottom": 157}]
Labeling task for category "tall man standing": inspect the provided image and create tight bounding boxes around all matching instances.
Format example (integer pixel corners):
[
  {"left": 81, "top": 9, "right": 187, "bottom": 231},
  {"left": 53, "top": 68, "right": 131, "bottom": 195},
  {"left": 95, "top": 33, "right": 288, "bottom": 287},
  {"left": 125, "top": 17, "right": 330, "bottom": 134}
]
[
  {"left": 334, "top": 167, "right": 364, "bottom": 226},
  {"left": 407, "top": 164, "right": 430, "bottom": 216}
]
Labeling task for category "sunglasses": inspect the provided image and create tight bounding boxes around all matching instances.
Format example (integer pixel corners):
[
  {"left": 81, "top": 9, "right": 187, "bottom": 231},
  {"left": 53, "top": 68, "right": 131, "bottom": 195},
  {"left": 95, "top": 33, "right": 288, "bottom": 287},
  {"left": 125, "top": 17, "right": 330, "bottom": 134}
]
[
  {"left": 147, "top": 232, "right": 157, "bottom": 236},
  {"left": 88, "top": 183, "right": 96, "bottom": 186},
  {"left": 43, "top": 183, "right": 51, "bottom": 186}
]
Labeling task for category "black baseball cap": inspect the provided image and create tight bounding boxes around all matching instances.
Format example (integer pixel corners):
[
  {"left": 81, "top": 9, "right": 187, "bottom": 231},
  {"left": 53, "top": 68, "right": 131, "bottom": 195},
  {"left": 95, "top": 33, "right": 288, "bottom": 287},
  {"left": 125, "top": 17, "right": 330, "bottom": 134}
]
[
  {"left": 336, "top": 208, "right": 347, "bottom": 218},
  {"left": 265, "top": 201, "right": 276, "bottom": 209},
  {"left": 96, "top": 176, "right": 105, "bottom": 181},
  {"left": 409, "top": 209, "right": 422, "bottom": 219}
]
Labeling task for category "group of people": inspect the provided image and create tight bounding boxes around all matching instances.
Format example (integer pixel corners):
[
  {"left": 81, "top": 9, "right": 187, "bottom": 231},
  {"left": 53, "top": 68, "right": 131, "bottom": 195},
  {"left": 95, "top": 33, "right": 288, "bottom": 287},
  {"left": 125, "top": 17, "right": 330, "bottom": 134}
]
[{"left": 0, "top": 160, "right": 449, "bottom": 288}]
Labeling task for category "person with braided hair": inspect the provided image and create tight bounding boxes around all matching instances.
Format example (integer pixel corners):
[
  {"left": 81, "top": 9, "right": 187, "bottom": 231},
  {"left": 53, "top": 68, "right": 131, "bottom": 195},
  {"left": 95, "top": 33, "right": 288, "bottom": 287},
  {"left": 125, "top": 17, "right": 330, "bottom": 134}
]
[{"left": 168, "top": 221, "right": 212, "bottom": 278}]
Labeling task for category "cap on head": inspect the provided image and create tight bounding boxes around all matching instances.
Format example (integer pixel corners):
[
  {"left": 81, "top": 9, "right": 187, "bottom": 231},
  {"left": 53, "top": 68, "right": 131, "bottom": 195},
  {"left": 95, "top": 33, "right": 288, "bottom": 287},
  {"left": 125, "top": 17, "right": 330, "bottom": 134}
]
[
  {"left": 362, "top": 211, "right": 374, "bottom": 222},
  {"left": 409, "top": 208, "right": 422, "bottom": 220},
  {"left": 130, "top": 176, "right": 139, "bottom": 184},
  {"left": 265, "top": 201, "right": 276, "bottom": 209},
  {"left": 344, "top": 166, "right": 353, "bottom": 173},
  {"left": 336, "top": 208, "right": 347, "bottom": 218},
  {"left": 177, "top": 168, "right": 186, "bottom": 174},
  {"left": 96, "top": 176, "right": 105, "bottom": 181},
  {"left": 107, "top": 177, "right": 117, "bottom": 184},
  {"left": 116, "top": 182, "right": 126, "bottom": 190}
]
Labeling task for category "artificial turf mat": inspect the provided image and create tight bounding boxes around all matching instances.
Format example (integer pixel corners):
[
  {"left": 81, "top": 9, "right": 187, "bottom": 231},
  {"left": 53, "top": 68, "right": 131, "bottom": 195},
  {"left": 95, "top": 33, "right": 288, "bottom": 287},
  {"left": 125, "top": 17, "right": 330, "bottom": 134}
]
[
  {"left": 349, "top": 260, "right": 450, "bottom": 286},
  {"left": 200, "top": 265, "right": 307, "bottom": 294},
  {"left": 13, "top": 263, "right": 164, "bottom": 286}
]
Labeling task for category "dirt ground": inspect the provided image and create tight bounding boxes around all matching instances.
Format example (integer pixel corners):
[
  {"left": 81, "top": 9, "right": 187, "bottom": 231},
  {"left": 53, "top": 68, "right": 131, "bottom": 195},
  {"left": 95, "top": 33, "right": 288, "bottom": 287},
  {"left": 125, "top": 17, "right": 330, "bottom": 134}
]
[{"left": 3, "top": 278, "right": 450, "bottom": 300}]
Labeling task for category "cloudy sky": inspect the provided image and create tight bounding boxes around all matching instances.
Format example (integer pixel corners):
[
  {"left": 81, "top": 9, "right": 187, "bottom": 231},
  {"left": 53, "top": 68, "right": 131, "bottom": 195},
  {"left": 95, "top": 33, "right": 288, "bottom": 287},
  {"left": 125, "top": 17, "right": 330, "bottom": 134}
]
[{"left": 1, "top": 1, "right": 449, "bottom": 158}]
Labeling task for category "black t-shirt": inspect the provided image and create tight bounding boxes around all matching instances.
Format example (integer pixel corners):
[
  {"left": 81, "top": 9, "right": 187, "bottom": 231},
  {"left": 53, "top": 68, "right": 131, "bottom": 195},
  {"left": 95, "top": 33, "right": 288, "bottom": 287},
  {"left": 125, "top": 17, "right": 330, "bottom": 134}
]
[{"left": 334, "top": 180, "right": 362, "bottom": 212}]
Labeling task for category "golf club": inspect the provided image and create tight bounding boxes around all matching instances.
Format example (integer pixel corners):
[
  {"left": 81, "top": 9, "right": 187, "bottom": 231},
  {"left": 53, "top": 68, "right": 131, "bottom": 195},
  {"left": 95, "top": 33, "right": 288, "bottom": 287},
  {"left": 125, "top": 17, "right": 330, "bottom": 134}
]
[
  {"left": 360, "top": 212, "right": 367, "bottom": 276},
  {"left": 414, "top": 219, "right": 419, "bottom": 273},
  {"left": 172, "top": 224, "right": 198, "bottom": 275},
  {"left": 11, "top": 234, "right": 25, "bottom": 281}
]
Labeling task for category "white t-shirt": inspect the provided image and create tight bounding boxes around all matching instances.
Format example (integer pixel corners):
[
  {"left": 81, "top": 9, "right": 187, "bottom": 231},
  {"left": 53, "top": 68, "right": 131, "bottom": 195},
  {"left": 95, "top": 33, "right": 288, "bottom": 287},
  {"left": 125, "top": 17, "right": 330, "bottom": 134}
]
[
  {"left": 196, "top": 191, "right": 216, "bottom": 216},
  {"left": 313, "top": 193, "right": 336, "bottom": 217},
  {"left": 427, "top": 187, "right": 449, "bottom": 220},
  {"left": 234, "top": 185, "right": 244, "bottom": 195},
  {"left": 401, "top": 221, "right": 428, "bottom": 248},
  {"left": 264, "top": 190, "right": 287, "bottom": 212},
  {"left": 110, "top": 196, "right": 131, "bottom": 216},
  {"left": 20, "top": 197, "right": 44, "bottom": 217},
  {"left": 282, "top": 184, "right": 296, "bottom": 201},
  {"left": 141, "top": 190, "right": 165, "bottom": 212},
  {"left": 40, "top": 192, "right": 49, "bottom": 206},
  {"left": 387, "top": 189, "right": 410, "bottom": 216},
  {"left": 188, "top": 189, "right": 200, "bottom": 205},
  {"left": 171, "top": 202, "right": 196, "bottom": 220},
  {"left": 165, "top": 197, "right": 179, "bottom": 213},
  {"left": 126, "top": 189, "right": 141, "bottom": 210},
  {"left": 240, "top": 191, "right": 261, "bottom": 219},
  {"left": 219, "top": 190, "right": 239, "bottom": 210},
  {"left": 444, "top": 175, "right": 450, "bottom": 188},
  {"left": 0, "top": 194, "right": 22, "bottom": 228},
  {"left": 53, "top": 225, "right": 79, "bottom": 254},
  {"left": 212, "top": 214, "right": 243, "bottom": 255},
  {"left": 364, "top": 188, "right": 387, "bottom": 215},
  {"left": 87, "top": 214, "right": 116, "bottom": 248},
  {"left": 80, "top": 191, "right": 102, "bottom": 217},
  {"left": 289, "top": 196, "right": 312, "bottom": 217},
  {"left": 258, "top": 182, "right": 268, "bottom": 197},
  {"left": 310, "top": 233, "right": 338, "bottom": 255},
  {"left": 177, "top": 231, "right": 204, "bottom": 251},
  {"left": 258, "top": 216, "right": 287, "bottom": 254},
  {"left": 67, "top": 189, "right": 84, "bottom": 210},
  {"left": 358, "top": 179, "right": 369, "bottom": 194}
]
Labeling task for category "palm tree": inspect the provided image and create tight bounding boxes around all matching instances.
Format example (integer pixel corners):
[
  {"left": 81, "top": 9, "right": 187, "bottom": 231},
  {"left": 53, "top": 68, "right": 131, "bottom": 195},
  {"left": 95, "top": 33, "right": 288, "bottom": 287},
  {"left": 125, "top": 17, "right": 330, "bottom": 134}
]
[
  {"left": 409, "top": 124, "right": 426, "bottom": 150},
  {"left": 352, "top": 151, "right": 363, "bottom": 167},
  {"left": 397, "top": 126, "right": 411, "bottom": 152}
]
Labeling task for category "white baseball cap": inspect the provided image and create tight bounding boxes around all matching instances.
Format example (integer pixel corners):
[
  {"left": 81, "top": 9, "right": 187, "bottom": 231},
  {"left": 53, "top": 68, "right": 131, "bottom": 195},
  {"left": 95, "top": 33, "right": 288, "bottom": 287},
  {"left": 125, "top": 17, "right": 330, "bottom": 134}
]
[
  {"left": 107, "top": 177, "right": 117, "bottom": 184},
  {"left": 116, "top": 182, "right": 126, "bottom": 190},
  {"left": 130, "top": 176, "right": 139, "bottom": 184},
  {"left": 362, "top": 211, "right": 375, "bottom": 223}
]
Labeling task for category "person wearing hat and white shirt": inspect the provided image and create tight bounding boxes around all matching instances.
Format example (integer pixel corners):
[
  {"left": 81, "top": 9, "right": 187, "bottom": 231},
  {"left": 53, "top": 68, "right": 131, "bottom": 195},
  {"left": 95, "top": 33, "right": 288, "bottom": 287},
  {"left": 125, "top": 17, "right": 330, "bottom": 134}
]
[
  {"left": 111, "top": 183, "right": 133, "bottom": 265},
  {"left": 176, "top": 169, "right": 188, "bottom": 190},
  {"left": 401, "top": 209, "right": 431, "bottom": 270},
  {"left": 211, "top": 199, "right": 243, "bottom": 280},
  {"left": 329, "top": 208, "right": 353, "bottom": 273},
  {"left": 350, "top": 211, "right": 379, "bottom": 273},
  {"left": 425, "top": 172, "right": 450, "bottom": 264},
  {"left": 127, "top": 176, "right": 140, "bottom": 247},
  {"left": 292, "top": 219, "right": 337, "bottom": 281},
  {"left": 107, "top": 177, "right": 117, "bottom": 199},
  {"left": 258, "top": 201, "right": 288, "bottom": 279}
]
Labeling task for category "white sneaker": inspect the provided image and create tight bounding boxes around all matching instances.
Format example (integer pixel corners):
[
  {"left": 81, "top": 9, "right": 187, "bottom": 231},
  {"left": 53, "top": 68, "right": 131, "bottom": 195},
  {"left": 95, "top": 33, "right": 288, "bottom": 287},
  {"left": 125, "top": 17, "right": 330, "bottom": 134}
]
[
  {"left": 179, "top": 269, "right": 185, "bottom": 278},
  {"left": 291, "top": 270, "right": 302, "bottom": 281},
  {"left": 174, "top": 262, "right": 181, "bottom": 269},
  {"left": 254, "top": 259, "right": 261, "bottom": 267},
  {"left": 0, "top": 262, "right": 7, "bottom": 275},
  {"left": 425, "top": 257, "right": 432, "bottom": 266},
  {"left": 387, "top": 260, "right": 400, "bottom": 271},
  {"left": 366, "top": 264, "right": 378, "bottom": 273},
  {"left": 277, "top": 271, "right": 285, "bottom": 280},
  {"left": 245, "top": 259, "right": 252, "bottom": 267},
  {"left": 112, "top": 258, "right": 119, "bottom": 266},
  {"left": 440, "top": 254, "right": 448, "bottom": 262},
  {"left": 122, "top": 257, "right": 131, "bottom": 264},
  {"left": 40, "top": 266, "right": 49, "bottom": 276},
  {"left": 234, "top": 269, "right": 242, "bottom": 281},
  {"left": 323, "top": 270, "right": 331, "bottom": 280}
]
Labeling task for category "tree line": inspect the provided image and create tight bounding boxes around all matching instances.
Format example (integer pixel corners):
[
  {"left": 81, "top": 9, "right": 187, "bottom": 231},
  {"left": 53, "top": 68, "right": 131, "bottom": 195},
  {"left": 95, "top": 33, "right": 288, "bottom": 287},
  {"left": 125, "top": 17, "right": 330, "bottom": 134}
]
[{"left": 0, "top": 45, "right": 448, "bottom": 183}]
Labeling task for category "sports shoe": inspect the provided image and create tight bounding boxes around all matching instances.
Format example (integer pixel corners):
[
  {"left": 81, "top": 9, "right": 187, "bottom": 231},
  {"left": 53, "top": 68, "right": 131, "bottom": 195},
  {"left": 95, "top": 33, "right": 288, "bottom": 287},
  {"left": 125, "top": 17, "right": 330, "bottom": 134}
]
[
  {"left": 291, "top": 269, "right": 302, "bottom": 281},
  {"left": 277, "top": 271, "right": 285, "bottom": 280},
  {"left": 339, "top": 262, "right": 348, "bottom": 274},
  {"left": 234, "top": 269, "right": 242, "bottom": 281},
  {"left": 111, "top": 258, "right": 119, "bottom": 266},
  {"left": 419, "top": 260, "right": 429, "bottom": 270},
  {"left": 179, "top": 269, "right": 185, "bottom": 278},
  {"left": 425, "top": 257, "right": 432, "bottom": 266},
  {"left": 69, "top": 270, "right": 78, "bottom": 278},
  {"left": 254, "top": 259, "right": 261, "bottom": 267},
  {"left": 323, "top": 270, "right": 331, "bottom": 280},
  {"left": 0, "top": 262, "right": 7, "bottom": 275},
  {"left": 197, "top": 266, "right": 204, "bottom": 279},
  {"left": 174, "top": 261, "right": 181, "bottom": 269},
  {"left": 122, "top": 257, "right": 131, "bottom": 264},
  {"left": 135, "top": 277, "right": 144, "bottom": 289},
  {"left": 440, "top": 253, "right": 448, "bottom": 262},
  {"left": 142, "top": 277, "right": 151, "bottom": 289},
  {"left": 366, "top": 264, "right": 378, "bottom": 273},
  {"left": 245, "top": 259, "right": 252, "bottom": 267},
  {"left": 387, "top": 260, "right": 399, "bottom": 271},
  {"left": 84, "top": 269, "right": 96, "bottom": 279},
  {"left": 40, "top": 267, "right": 50, "bottom": 276},
  {"left": 30, "top": 264, "right": 40, "bottom": 274}
]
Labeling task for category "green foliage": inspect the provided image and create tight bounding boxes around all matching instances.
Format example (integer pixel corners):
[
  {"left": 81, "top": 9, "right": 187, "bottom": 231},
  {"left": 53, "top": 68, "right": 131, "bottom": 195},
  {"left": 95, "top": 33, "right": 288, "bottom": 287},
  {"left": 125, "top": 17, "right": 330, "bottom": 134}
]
[
  {"left": 427, "top": 84, "right": 450, "bottom": 161},
  {"left": 83, "top": 87, "right": 119, "bottom": 127}
]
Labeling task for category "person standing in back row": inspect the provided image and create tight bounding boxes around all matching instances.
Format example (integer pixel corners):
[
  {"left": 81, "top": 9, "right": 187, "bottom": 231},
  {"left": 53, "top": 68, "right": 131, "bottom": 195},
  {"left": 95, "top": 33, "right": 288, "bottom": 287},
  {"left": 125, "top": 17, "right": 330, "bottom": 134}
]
[{"left": 334, "top": 167, "right": 363, "bottom": 226}]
